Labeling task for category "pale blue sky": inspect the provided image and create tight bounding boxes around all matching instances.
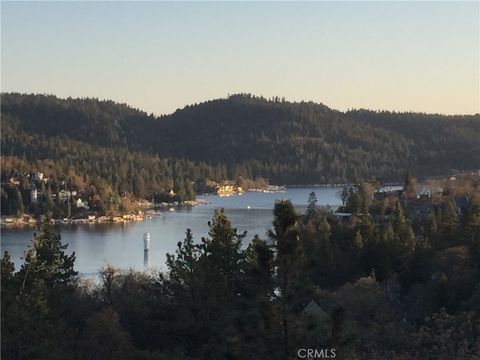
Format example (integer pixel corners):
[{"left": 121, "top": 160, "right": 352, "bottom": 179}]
[{"left": 1, "top": 1, "right": 479, "bottom": 115}]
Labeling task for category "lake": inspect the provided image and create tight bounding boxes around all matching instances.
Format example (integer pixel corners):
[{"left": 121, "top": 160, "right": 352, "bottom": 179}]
[{"left": 1, "top": 186, "right": 342, "bottom": 275}]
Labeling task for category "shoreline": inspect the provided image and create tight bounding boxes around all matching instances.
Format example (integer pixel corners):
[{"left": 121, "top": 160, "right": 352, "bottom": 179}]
[
  {"left": 0, "top": 184, "right": 369, "bottom": 229},
  {"left": 1, "top": 198, "right": 213, "bottom": 229}
]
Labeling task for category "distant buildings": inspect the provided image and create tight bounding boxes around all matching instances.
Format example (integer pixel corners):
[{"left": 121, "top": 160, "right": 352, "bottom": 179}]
[{"left": 217, "top": 184, "right": 243, "bottom": 196}]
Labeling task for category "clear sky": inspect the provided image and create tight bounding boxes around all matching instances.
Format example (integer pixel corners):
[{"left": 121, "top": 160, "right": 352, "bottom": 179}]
[{"left": 1, "top": 1, "right": 479, "bottom": 115}]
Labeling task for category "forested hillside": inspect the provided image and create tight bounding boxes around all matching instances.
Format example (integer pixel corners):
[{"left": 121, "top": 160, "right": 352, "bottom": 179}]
[
  {"left": 2, "top": 94, "right": 480, "bottom": 357},
  {"left": 3, "top": 175, "right": 480, "bottom": 359},
  {"left": 2, "top": 92, "right": 479, "bottom": 188}
]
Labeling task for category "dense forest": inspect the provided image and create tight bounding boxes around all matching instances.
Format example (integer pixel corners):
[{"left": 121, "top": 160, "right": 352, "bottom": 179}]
[
  {"left": 2, "top": 92, "right": 480, "bottom": 186},
  {"left": 2, "top": 92, "right": 480, "bottom": 357},
  {"left": 2, "top": 175, "right": 480, "bottom": 359},
  {"left": 2, "top": 93, "right": 479, "bottom": 217}
]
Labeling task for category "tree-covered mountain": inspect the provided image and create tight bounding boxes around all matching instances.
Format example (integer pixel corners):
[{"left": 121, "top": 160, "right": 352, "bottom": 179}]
[{"left": 2, "top": 92, "right": 480, "bottom": 189}]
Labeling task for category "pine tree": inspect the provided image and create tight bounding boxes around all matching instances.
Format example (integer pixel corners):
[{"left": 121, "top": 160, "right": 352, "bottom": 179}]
[
  {"left": 45, "top": 185, "right": 53, "bottom": 214},
  {"left": 340, "top": 186, "right": 349, "bottom": 207},
  {"left": 66, "top": 197, "right": 72, "bottom": 218},
  {"left": 3, "top": 221, "right": 77, "bottom": 359},
  {"left": 392, "top": 202, "right": 415, "bottom": 251},
  {"left": 243, "top": 235, "right": 275, "bottom": 358},
  {"left": 201, "top": 209, "right": 245, "bottom": 295},
  {"left": 425, "top": 210, "right": 439, "bottom": 246},
  {"left": 18, "top": 220, "right": 77, "bottom": 298},
  {"left": 358, "top": 182, "right": 371, "bottom": 215},
  {"left": 79, "top": 308, "right": 132, "bottom": 360},
  {"left": 197, "top": 209, "right": 247, "bottom": 358},
  {"left": 403, "top": 171, "right": 417, "bottom": 200},
  {"left": 1, "top": 251, "right": 15, "bottom": 283},
  {"left": 269, "top": 200, "right": 304, "bottom": 359},
  {"left": 184, "top": 180, "right": 196, "bottom": 201},
  {"left": 306, "top": 191, "right": 318, "bottom": 219},
  {"left": 174, "top": 179, "right": 186, "bottom": 203},
  {"left": 166, "top": 229, "right": 201, "bottom": 301},
  {"left": 1, "top": 251, "right": 17, "bottom": 343},
  {"left": 14, "top": 187, "right": 24, "bottom": 215}
]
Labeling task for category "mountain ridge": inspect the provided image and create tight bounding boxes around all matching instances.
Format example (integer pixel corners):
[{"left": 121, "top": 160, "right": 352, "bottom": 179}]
[{"left": 2, "top": 92, "right": 480, "bottom": 186}]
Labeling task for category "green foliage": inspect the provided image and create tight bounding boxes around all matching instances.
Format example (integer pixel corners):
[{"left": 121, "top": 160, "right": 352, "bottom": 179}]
[
  {"left": 306, "top": 191, "right": 318, "bottom": 219},
  {"left": 1, "top": 222, "right": 78, "bottom": 359},
  {"left": 19, "top": 221, "right": 77, "bottom": 293},
  {"left": 80, "top": 307, "right": 132, "bottom": 360},
  {"left": 2, "top": 179, "right": 480, "bottom": 359},
  {"left": 3, "top": 93, "right": 480, "bottom": 191}
]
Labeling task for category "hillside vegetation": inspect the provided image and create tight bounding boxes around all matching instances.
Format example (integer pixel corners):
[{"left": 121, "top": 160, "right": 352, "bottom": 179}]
[{"left": 2, "top": 92, "right": 479, "bottom": 191}]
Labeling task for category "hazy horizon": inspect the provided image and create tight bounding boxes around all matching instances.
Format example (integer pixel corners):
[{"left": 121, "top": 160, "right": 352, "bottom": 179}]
[{"left": 2, "top": 1, "right": 479, "bottom": 116}]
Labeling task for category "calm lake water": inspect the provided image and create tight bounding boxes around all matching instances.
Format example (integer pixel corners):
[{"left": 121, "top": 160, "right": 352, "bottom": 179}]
[{"left": 1, "top": 187, "right": 342, "bottom": 275}]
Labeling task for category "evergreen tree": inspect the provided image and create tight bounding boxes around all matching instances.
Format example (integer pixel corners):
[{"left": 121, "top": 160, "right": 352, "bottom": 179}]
[
  {"left": 79, "top": 308, "right": 132, "bottom": 360},
  {"left": 14, "top": 186, "right": 24, "bottom": 215},
  {"left": 306, "top": 191, "right": 318, "bottom": 219},
  {"left": 1, "top": 251, "right": 17, "bottom": 349},
  {"left": 441, "top": 197, "right": 459, "bottom": 244},
  {"left": 2, "top": 221, "right": 78, "bottom": 359},
  {"left": 242, "top": 236, "right": 276, "bottom": 358},
  {"left": 45, "top": 185, "right": 53, "bottom": 214},
  {"left": 66, "top": 197, "right": 72, "bottom": 218},
  {"left": 174, "top": 179, "right": 186, "bottom": 203},
  {"left": 1, "top": 251, "right": 15, "bottom": 283},
  {"left": 201, "top": 209, "right": 246, "bottom": 299},
  {"left": 18, "top": 221, "right": 78, "bottom": 299},
  {"left": 269, "top": 200, "right": 304, "bottom": 359},
  {"left": 197, "top": 209, "right": 247, "bottom": 358},
  {"left": 358, "top": 182, "right": 371, "bottom": 215},
  {"left": 340, "top": 186, "right": 349, "bottom": 207},
  {"left": 403, "top": 171, "right": 417, "bottom": 200},
  {"left": 392, "top": 202, "right": 415, "bottom": 251},
  {"left": 425, "top": 210, "right": 439, "bottom": 246},
  {"left": 1, "top": 187, "right": 9, "bottom": 215},
  {"left": 461, "top": 200, "right": 480, "bottom": 263},
  {"left": 166, "top": 227, "right": 203, "bottom": 343},
  {"left": 184, "top": 180, "right": 196, "bottom": 201}
]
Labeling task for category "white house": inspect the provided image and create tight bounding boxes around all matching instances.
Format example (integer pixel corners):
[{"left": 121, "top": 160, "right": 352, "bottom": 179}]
[{"left": 76, "top": 198, "right": 89, "bottom": 210}]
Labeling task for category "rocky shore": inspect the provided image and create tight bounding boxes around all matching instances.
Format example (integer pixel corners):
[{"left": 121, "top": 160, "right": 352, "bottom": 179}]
[{"left": 1, "top": 199, "right": 212, "bottom": 228}]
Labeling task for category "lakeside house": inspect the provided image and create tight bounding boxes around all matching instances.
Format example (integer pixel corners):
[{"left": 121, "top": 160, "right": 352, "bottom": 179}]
[
  {"left": 76, "top": 198, "right": 89, "bottom": 210},
  {"left": 217, "top": 184, "right": 243, "bottom": 196}
]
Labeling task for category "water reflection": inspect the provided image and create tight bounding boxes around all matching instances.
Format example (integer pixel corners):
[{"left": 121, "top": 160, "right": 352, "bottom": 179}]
[
  {"left": 144, "top": 250, "right": 149, "bottom": 270},
  {"left": 1, "top": 187, "right": 342, "bottom": 274}
]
